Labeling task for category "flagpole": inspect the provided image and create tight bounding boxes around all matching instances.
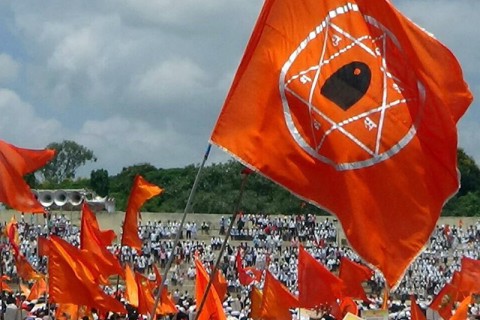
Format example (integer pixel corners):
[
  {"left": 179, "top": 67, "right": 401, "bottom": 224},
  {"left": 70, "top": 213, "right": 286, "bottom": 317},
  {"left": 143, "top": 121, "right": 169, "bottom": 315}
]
[
  {"left": 149, "top": 144, "right": 212, "bottom": 319},
  {"left": 195, "top": 168, "right": 250, "bottom": 320}
]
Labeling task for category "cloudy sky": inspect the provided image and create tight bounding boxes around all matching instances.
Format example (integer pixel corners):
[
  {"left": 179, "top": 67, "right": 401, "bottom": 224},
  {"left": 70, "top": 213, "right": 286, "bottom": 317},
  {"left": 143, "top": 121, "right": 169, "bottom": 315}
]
[{"left": 0, "top": 0, "right": 478, "bottom": 178}]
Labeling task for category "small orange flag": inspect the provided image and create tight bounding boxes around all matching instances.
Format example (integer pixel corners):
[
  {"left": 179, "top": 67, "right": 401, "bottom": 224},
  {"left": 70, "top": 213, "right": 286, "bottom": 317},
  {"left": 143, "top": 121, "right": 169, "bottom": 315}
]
[
  {"left": 298, "top": 245, "right": 343, "bottom": 309},
  {"left": 339, "top": 257, "right": 374, "bottom": 302},
  {"left": 450, "top": 294, "right": 472, "bottom": 320},
  {"left": 122, "top": 175, "right": 163, "bottom": 250},
  {"left": 212, "top": 269, "right": 228, "bottom": 303},
  {"left": 124, "top": 264, "right": 139, "bottom": 308},
  {"left": 210, "top": 0, "right": 473, "bottom": 288},
  {"left": 5, "top": 216, "right": 20, "bottom": 257},
  {"left": 48, "top": 235, "right": 126, "bottom": 314},
  {"left": 194, "top": 257, "right": 226, "bottom": 320},
  {"left": 0, "top": 275, "right": 12, "bottom": 293},
  {"left": 0, "top": 140, "right": 55, "bottom": 213},
  {"left": 429, "top": 283, "right": 457, "bottom": 320},
  {"left": 250, "top": 286, "right": 263, "bottom": 320},
  {"left": 410, "top": 295, "right": 426, "bottom": 320},
  {"left": 455, "top": 256, "right": 480, "bottom": 297},
  {"left": 15, "top": 254, "right": 42, "bottom": 281},
  {"left": 27, "top": 277, "right": 47, "bottom": 301},
  {"left": 260, "top": 271, "right": 298, "bottom": 320},
  {"left": 80, "top": 203, "right": 123, "bottom": 278},
  {"left": 81, "top": 202, "right": 116, "bottom": 246}
]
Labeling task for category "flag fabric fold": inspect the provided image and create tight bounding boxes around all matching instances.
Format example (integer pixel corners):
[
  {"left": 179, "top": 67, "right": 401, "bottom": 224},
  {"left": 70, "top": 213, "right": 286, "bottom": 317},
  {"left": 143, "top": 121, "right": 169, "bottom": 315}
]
[
  {"left": 122, "top": 175, "right": 163, "bottom": 250},
  {"left": 209, "top": 0, "right": 473, "bottom": 288},
  {"left": 0, "top": 140, "right": 55, "bottom": 213}
]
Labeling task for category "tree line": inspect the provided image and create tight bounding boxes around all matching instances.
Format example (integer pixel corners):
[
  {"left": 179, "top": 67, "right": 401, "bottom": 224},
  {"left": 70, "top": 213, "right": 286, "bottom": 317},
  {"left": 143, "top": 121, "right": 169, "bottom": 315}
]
[{"left": 28, "top": 140, "right": 480, "bottom": 216}]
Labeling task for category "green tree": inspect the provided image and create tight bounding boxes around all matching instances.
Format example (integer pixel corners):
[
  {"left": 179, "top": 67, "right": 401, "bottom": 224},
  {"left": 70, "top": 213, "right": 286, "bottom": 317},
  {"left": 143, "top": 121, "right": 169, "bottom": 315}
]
[
  {"left": 90, "top": 169, "right": 110, "bottom": 197},
  {"left": 40, "top": 140, "right": 97, "bottom": 185},
  {"left": 457, "top": 148, "right": 480, "bottom": 197}
]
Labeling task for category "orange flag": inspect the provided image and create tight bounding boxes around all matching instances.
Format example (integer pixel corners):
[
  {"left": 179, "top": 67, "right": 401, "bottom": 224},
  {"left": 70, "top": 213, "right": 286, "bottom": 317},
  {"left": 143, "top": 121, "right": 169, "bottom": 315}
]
[
  {"left": 37, "top": 236, "right": 50, "bottom": 256},
  {"left": 250, "top": 286, "right": 263, "bottom": 320},
  {"left": 20, "top": 284, "right": 31, "bottom": 298},
  {"left": 212, "top": 269, "right": 228, "bottom": 302},
  {"left": 0, "top": 275, "right": 12, "bottom": 293},
  {"left": 455, "top": 256, "right": 480, "bottom": 297},
  {"left": 27, "top": 277, "right": 47, "bottom": 301},
  {"left": 450, "top": 294, "right": 472, "bottom": 320},
  {"left": 194, "top": 258, "right": 226, "bottom": 320},
  {"left": 429, "top": 283, "right": 457, "bottom": 320},
  {"left": 124, "top": 264, "right": 139, "bottom": 308},
  {"left": 5, "top": 216, "right": 20, "bottom": 256},
  {"left": 339, "top": 297, "right": 359, "bottom": 318},
  {"left": 0, "top": 140, "right": 55, "bottom": 213},
  {"left": 410, "top": 295, "right": 426, "bottom": 320},
  {"left": 48, "top": 235, "right": 126, "bottom": 314},
  {"left": 210, "top": 0, "right": 473, "bottom": 288},
  {"left": 81, "top": 202, "right": 116, "bottom": 246},
  {"left": 339, "top": 257, "right": 374, "bottom": 302},
  {"left": 236, "top": 250, "right": 255, "bottom": 286},
  {"left": 80, "top": 203, "right": 123, "bottom": 278},
  {"left": 260, "top": 271, "right": 298, "bottom": 320},
  {"left": 55, "top": 304, "right": 80, "bottom": 320},
  {"left": 298, "top": 245, "right": 343, "bottom": 309},
  {"left": 122, "top": 175, "right": 163, "bottom": 250},
  {"left": 15, "top": 254, "right": 42, "bottom": 281}
]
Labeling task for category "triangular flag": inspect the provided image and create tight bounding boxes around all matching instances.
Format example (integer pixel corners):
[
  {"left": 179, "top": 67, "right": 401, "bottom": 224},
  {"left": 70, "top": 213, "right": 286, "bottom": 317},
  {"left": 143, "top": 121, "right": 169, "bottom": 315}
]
[
  {"left": 194, "top": 258, "right": 226, "bottom": 320},
  {"left": 410, "top": 295, "right": 426, "bottom": 320},
  {"left": 122, "top": 175, "right": 163, "bottom": 250}
]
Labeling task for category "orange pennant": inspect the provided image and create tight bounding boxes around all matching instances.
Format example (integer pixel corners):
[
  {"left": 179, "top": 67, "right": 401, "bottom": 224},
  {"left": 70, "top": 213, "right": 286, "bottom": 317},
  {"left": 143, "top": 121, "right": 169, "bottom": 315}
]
[
  {"left": 0, "top": 140, "right": 55, "bottom": 213},
  {"left": 122, "top": 175, "right": 163, "bottom": 250},
  {"left": 339, "top": 257, "right": 374, "bottom": 302}
]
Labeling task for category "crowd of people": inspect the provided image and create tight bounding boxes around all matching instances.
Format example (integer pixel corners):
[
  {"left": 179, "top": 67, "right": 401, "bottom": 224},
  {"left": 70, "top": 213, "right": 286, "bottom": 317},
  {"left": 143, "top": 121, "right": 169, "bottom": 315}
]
[{"left": 1, "top": 211, "right": 480, "bottom": 319}]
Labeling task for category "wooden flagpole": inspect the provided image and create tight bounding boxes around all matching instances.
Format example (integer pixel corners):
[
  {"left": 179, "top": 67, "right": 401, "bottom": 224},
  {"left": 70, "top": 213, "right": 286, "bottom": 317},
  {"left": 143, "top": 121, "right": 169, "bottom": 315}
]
[
  {"left": 149, "top": 144, "right": 212, "bottom": 319},
  {"left": 195, "top": 168, "right": 250, "bottom": 320}
]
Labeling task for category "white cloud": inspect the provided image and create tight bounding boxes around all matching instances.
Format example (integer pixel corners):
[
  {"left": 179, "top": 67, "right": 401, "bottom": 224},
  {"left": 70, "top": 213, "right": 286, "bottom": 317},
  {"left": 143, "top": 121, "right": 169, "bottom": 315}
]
[
  {"left": 0, "top": 88, "right": 63, "bottom": 147},
  {"left": 0, "top": 54, "right": 19, "bottom": 84}
]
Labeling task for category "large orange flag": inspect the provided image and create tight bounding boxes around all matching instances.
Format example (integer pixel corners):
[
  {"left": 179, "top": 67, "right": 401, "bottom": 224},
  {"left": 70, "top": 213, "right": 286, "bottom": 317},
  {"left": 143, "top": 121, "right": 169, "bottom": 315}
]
[
  {"left": 80, "top": 203, "right": 123, "bottom": 278},
  {"left": 298, "top": 245, "right": 343, "bottom": 309},
  {"left": 260, "top": 271, "right": 298, "bottom": 320},
  {"left": 0, "top": 140, "right": 55, "bottom": 213},
  {"left": 210, "top": 0, "right": 473, "bottom": 288},
  {"left": 339, "top": 256, "right": 374, "bottom": 302},
  {"left": 122, "top": 175, "right": 163, "bottom": 250},
  {"left": 48, "top": 235, "right": 126, "bottom": 314},
  {"left": 194, "top": 258, "right": 226, "bottom": 320}
]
